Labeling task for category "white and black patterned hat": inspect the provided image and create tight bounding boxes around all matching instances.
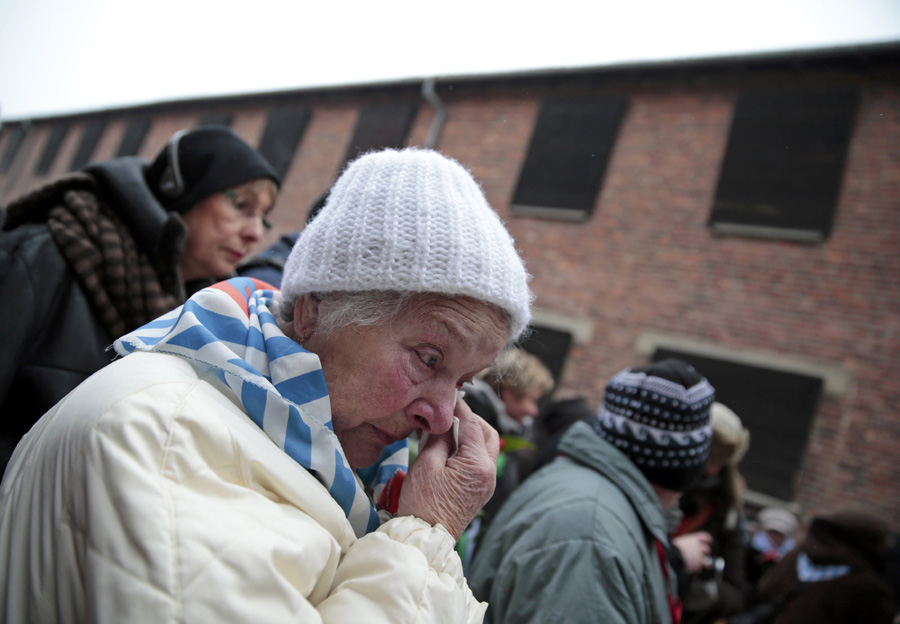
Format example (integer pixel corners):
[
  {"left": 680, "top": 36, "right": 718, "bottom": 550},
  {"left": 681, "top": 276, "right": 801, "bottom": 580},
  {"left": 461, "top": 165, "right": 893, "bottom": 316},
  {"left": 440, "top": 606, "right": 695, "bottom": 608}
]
[{"left": 595, "top": 358, "right": 715, "bottom": 491}]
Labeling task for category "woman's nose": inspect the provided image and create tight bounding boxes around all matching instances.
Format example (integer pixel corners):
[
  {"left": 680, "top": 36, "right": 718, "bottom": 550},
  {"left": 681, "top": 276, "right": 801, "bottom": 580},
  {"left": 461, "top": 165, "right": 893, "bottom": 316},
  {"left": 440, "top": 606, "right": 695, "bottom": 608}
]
[
  {"left": 406, "top": 384, "right": 457, "bottom": 434},
  {"left": 241, "top": 218, "right": 265, "bottom": 242}
]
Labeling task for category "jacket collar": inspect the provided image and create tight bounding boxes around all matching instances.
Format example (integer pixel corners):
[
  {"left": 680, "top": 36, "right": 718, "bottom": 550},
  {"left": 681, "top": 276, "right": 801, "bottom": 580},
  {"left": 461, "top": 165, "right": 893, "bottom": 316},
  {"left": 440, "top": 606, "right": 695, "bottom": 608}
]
[
  {"left": 85, "top": 157, "right": 187, "bottom": 299},
  {"left": 84, "top": 157, "right": 186, "bottom": 260},
  {"left": 557, "top": 420, "right": 670, "bottom": 542}
]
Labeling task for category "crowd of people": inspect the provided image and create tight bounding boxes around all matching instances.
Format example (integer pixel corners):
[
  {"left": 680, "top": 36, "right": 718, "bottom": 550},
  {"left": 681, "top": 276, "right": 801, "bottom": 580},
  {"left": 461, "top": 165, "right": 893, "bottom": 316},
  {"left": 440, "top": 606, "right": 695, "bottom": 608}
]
[{"left": 0, "top": 135, "right": 897, "bottom": 623}]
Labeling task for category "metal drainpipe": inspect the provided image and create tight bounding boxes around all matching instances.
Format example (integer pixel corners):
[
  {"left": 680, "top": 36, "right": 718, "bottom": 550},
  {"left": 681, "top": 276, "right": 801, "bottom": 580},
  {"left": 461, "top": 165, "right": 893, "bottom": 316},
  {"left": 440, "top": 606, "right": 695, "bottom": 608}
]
[{"left": 421, "top": 78, "right": 446, "bottom": 149}]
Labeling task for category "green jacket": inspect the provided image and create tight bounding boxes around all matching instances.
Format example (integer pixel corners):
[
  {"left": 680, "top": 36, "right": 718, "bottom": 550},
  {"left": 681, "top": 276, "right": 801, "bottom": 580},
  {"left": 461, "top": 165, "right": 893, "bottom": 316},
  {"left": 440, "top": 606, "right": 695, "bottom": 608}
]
[{"left": 468, "top": 420, "right": 677, "bottom": 624}]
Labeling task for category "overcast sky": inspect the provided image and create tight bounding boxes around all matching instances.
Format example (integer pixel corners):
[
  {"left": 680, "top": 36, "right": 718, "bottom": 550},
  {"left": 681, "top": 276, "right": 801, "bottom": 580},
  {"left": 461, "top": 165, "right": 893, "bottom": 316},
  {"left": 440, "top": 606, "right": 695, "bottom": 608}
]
[{"left": 2, "top": 0, "right": 900, "bottom": 121}]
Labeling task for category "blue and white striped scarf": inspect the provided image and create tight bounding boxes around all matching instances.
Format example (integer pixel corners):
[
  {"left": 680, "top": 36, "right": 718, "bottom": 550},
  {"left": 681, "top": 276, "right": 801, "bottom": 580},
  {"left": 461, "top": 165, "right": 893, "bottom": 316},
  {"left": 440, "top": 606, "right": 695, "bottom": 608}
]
[
  {"left": 114, "top": 277, "right": 408, "bottom": 537},
  {"left": 796, "top": 551, "right": 851, "bottom": 582}
]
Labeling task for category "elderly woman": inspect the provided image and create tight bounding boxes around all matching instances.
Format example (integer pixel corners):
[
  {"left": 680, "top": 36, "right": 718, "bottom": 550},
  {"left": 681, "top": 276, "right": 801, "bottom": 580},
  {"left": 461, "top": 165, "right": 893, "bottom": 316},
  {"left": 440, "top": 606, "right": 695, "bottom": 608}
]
[
  {"left": 0, "top": 148, "right": 532, "bottom": 623},
  {"left": 0, "top": 125, "right": 279, "bottom": 475},
  {"left": 671, "top": 402, "right": 752, "bottom": 624}
]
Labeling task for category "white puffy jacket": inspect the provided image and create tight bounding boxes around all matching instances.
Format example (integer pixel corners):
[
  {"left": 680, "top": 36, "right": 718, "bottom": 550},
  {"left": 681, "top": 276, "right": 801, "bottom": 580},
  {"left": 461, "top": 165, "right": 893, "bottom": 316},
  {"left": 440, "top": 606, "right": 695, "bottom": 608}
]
[{"left": 0, "top": 351, "right": 486, "bottom": 623}]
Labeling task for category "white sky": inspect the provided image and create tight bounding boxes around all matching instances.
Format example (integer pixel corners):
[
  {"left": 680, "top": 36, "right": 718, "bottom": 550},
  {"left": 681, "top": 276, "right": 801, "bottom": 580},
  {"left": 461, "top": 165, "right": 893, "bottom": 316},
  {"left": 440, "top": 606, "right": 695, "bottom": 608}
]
[{"left": 2, "top": 0, "right": 900, "bottom": 120}]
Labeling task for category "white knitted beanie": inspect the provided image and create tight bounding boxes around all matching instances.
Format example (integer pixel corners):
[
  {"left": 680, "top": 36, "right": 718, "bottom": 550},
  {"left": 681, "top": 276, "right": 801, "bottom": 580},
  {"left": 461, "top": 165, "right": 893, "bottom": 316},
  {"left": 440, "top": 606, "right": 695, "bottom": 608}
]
[{"left": 281, "top": 148, "right": 532, "bottom": 340}]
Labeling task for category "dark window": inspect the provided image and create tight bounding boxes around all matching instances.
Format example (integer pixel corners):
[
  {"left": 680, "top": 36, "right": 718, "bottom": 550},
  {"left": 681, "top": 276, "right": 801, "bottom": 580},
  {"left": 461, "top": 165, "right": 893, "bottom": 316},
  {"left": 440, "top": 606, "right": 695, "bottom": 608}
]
[
  {"left": 710, "top": 86, "right": 860, "bottom": 241},
  {"left": 1, "top": 124, "right": 27, "bottom": 174},
  {"left": 652, "top": 348, "right": 823, "bottom": 501},
  {"left": 69, "top": 118, "right": 108, "bottom": 170},
  {"left": 512, "top": 95, "right": 628, "bottom": 221},
  {"left": 116, "top": 117, "right": 152, "bottom": 157},
  {"left": 258, "top": 107, "right": 311, "bottom": 179},
  {"left": 518, "top": 325, "right": 573, "bottom": 389},
  {"left": 35, "top": 122, "right": 70, "bottom": 175},
  {"left": 197, "top": 112, "right": 234, "bottom": 127},
  {"left": 343, "top": 101, "right": 418, "bottom": 164}
]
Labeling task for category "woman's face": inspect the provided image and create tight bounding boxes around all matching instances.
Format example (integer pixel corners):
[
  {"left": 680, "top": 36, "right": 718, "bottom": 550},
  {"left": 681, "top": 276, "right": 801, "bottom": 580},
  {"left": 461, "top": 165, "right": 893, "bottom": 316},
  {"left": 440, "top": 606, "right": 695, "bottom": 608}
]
[
  {"left": 304, "top": 295, "right": 509, "bottom": 468},
  {"left": 179, "top": 178, "right": 277, "bottom": 282}
]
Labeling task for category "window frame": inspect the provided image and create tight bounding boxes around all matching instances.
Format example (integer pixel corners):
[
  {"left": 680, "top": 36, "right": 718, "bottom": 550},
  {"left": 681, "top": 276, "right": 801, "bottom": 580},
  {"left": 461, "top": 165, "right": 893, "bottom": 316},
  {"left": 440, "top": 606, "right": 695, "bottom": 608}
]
[
  {"left": 257, "top": 107, "right": 311, "bottom": 180},
  {"left": 512, "top": 95, "right": 628, "bottom": 222},
  {"left": 342, "top": 101, "right": 418, "bottom": 165},
  {"left": 35, "top": 121, "right": 71, "bottom": 175},
  {"left": 709, "top": 85, "right": 860, "bottom": 242}
]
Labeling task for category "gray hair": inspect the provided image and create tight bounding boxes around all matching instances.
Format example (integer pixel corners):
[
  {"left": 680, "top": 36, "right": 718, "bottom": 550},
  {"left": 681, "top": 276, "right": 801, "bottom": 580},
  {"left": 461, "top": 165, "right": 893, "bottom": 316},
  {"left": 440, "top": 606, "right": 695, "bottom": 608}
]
[{"left": 279, "top": 290, "right": 512, "bottom": 340}]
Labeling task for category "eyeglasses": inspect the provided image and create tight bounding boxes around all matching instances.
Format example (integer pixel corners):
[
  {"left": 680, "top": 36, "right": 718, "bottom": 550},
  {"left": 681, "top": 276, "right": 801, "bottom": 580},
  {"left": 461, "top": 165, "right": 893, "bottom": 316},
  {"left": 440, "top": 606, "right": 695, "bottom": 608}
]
[{"left": 223, "top": 189, "right": 273, "bottom": 231}]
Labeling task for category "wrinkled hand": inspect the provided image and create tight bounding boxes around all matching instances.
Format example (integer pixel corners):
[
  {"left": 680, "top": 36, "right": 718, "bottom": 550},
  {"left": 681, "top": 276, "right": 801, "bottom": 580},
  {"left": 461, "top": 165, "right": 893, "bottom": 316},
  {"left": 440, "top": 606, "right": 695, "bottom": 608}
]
[
  {"left": 673, "top": 531, "right": 713, "bottom": 574},
  {"left": 397, "top": 401, "right": 500, "bottom": 540}
]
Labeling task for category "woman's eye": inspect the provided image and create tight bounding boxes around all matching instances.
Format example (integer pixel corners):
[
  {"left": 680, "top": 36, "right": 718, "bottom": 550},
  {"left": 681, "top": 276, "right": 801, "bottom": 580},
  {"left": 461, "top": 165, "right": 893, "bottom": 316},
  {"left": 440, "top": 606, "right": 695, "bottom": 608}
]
[{"left": 419, "top": 352, "right": 439, "bottom": 368}]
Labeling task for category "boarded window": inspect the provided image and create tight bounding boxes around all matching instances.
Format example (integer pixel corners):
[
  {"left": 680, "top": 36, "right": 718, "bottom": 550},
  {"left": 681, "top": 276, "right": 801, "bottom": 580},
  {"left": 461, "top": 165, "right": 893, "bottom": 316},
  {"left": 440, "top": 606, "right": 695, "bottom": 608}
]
[
  {"left": 69, "top": 118, "right": 108, "bottom": 171},
  {"left": 197, "top": 112, "right": 234, "bottom": 127},
  {"left": 343, "top": 102, "right": 418, "bottom": 164},
  {"left": 1, "top": 125, "right": 27, "bottom": 174},
  {"left": 512, "top": 96, "right": 628, "bottom": 221},
  {"left": 710, "top": 86, "right": 860, "bottom": 241},
  {"left": 116, "top": 117, "right": 152, "bottom": 157},
  {"left": 652, "top": 348, "right": 823, "bottom": 501},
  {"left": 258, "top": 107, "right": 311, "bottom": 179},
  {"left": 35, "top": 122, "right": 71, "bottom": 175},
  {"left": 518, "top": 325, "right": 573, "bottom": 389}
]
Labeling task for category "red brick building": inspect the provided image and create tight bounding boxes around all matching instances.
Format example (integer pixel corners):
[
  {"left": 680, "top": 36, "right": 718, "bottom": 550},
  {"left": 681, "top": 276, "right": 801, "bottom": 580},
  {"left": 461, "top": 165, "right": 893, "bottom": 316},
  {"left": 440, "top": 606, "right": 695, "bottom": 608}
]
[{"left": 2, "top": 43, "right": 898, "bottom": 528}]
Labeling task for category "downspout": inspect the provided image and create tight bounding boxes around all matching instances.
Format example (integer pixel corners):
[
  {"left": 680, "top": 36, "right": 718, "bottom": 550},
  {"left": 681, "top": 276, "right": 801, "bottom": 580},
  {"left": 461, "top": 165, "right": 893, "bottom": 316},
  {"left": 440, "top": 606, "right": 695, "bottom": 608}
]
[{"left": 421, "top": 78, "right": 446, "bottom": 149}]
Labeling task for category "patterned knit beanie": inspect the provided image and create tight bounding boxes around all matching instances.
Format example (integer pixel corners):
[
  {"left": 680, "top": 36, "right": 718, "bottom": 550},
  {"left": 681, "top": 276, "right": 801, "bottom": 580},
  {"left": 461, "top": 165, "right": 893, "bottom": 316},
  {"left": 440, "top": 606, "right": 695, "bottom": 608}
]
[
  {"left": 596, "top": 358, "right": 715, "bottom": 491},
  {"left": 281, "top": 148, "right": 533, "bottom": 340},
  {"left": 146, "top": 125, "right": 280, "bottom": 214}
]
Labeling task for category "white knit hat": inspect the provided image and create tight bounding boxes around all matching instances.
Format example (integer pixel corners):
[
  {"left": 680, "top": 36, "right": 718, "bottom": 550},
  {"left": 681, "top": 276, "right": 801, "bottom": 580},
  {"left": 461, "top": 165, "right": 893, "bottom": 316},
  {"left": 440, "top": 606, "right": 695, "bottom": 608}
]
[{"left": 281, "top": 148, "right": 533, "bottom": 340}]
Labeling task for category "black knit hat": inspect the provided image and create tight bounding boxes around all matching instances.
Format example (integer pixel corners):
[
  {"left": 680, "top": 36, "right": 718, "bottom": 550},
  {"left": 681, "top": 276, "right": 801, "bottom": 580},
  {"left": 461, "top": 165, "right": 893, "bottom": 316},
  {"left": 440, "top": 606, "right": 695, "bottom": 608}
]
[
  {"left": 146, "top": 126, "right": 280, "bottom": 213},
  {"left": 595, "top": 358, "right": 715, "bottom": 491}
]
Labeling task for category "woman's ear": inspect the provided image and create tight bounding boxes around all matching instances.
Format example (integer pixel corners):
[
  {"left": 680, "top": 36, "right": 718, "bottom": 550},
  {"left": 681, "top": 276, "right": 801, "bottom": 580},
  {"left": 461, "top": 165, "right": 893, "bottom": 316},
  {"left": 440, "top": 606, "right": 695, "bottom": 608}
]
[{"left": 293, "top": 294, "right": 319, "bottom": 342}]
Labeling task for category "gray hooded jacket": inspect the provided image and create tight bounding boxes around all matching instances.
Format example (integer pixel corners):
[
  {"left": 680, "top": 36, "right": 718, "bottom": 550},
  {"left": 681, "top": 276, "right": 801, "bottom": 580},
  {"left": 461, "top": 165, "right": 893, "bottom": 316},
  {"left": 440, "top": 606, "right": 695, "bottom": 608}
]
[{"left": 468, "top": 420, "right": 676, "bottom": 624}]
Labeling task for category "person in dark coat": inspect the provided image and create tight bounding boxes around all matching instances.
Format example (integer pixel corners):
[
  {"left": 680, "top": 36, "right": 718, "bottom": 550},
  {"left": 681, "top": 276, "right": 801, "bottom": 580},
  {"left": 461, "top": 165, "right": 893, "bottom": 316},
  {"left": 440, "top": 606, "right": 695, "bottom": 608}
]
[
  {"left": 0, "top": 126, "right": 280, "bottom": 474},
  {"left": 743, "top": 509, "right": 898, "bottom": 624},
  {"left": 671, "top": 402, "right": 752, "bottom": 624},
  {"left": 745, "top": 506, "right": 800, "bottom": 587}
]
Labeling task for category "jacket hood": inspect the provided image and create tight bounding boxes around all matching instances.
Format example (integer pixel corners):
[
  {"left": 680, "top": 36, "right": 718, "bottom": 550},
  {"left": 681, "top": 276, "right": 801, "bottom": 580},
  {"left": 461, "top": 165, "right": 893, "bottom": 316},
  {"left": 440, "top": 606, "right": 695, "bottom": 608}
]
[
  {"left": 84, "top": 157, "right": 186, "bottom": 261},
  {"left": 803, "top": 511, "right": 890, "bottom": 572},
  {"left": 557, "top": 420, "right": 670, "bottom": 542},
  {"left": 2, "top": 172, "right": 96, "bottom": 230}
]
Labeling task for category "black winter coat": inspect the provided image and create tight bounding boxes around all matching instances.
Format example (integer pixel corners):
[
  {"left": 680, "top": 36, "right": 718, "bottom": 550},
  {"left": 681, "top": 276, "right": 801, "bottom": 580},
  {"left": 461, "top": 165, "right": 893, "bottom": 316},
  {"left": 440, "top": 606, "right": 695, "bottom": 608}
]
[
  {"left": 753, "top": 513, "right": 898, "bottom": 624},
  {"left": 0, "top": 158, "right": 188, "bottom": 475}
]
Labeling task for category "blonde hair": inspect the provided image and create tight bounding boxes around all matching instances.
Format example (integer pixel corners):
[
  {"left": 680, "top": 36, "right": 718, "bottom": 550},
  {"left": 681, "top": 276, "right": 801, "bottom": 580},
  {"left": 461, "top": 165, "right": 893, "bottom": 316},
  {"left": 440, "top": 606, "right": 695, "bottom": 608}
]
[
  {"left": 708, "top": 402, "right": 750, "bottom": 467},
  {"left": 479, "top": 348, "right": 554, "bottom": 397},
  {"left": 708, "top": 402, "right": 751, "bottom": 510}
]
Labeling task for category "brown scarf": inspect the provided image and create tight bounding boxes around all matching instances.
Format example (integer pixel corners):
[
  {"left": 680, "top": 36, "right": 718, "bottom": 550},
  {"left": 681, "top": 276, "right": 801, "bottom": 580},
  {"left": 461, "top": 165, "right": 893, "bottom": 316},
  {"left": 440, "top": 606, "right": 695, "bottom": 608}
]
[{"left": 47, "top": 188, "right": 181, "bottom": 340}]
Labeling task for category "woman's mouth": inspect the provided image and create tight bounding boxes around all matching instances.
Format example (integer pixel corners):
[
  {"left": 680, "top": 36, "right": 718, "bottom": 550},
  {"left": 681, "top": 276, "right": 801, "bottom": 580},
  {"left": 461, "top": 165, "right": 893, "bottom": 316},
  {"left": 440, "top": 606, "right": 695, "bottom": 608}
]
[
  {"left": 226, "top": 249, "right": 245, "bottom": 262},
  {"left": 371, "top": 426, "right": 406, "bottom": 446}
]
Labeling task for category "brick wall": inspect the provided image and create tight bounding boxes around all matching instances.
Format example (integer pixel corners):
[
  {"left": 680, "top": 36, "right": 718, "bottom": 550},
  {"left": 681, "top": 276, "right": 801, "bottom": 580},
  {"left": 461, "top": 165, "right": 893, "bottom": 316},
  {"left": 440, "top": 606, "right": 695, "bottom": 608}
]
[{"left": 2, "top": 51, "right": 898, "bottom": 528}]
